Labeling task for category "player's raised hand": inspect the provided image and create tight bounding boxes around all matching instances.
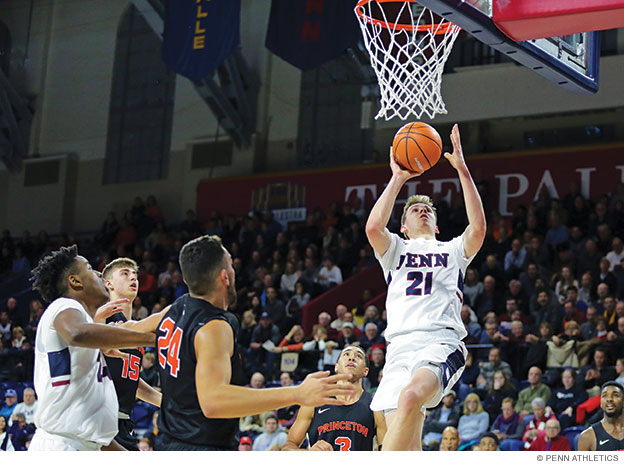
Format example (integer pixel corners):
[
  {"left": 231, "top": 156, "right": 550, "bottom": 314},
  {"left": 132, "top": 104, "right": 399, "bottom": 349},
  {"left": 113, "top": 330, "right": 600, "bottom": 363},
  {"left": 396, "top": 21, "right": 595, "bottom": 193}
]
[
  {"left": 94, "top": 298, "right": 130, "bottom": 323},
  {"left": 297, "top": 371, "right": 356, "bottom": 407},
  {"left": 389, "top": 146, "right": 420, "bottom": 182},
  {"left": 443, "top": 124, "right": 466, "bottom": 170},
  {"left": 309, "top": 440, "right": 334, "bottom": 451},
  {"left": 102, "top": 348, "right": 130, "bottom": 361}
]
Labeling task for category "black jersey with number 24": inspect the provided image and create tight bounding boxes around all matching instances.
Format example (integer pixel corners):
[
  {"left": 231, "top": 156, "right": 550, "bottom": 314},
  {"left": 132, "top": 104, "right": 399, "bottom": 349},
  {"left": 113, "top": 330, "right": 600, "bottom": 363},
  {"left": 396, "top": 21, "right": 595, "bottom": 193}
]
[
  {"left": 307, "top": 391, "right": 376, "bottom": 451},
  {"left": 156, "top": 294, "right": 245, "bottom": 449}
]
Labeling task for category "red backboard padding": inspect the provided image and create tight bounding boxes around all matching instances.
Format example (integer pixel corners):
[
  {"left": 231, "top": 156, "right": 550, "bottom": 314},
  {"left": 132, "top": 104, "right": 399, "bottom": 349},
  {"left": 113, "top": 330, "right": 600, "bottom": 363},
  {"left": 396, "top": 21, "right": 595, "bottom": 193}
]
[{"left": 492, "top": 0, "right": 624, "bottom": 41}]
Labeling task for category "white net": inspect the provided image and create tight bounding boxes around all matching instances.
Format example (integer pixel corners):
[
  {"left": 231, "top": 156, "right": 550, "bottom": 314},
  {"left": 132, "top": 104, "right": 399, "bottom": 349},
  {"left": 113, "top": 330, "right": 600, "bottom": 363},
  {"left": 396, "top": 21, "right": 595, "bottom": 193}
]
[{"left": 355, "top": 0, "right": 461, "bottom": 120}]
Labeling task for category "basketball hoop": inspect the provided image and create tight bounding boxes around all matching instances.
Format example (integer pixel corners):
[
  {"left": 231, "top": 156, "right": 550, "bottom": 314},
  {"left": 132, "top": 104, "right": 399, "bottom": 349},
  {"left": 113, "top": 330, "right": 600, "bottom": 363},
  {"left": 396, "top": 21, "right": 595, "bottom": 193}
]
[{"left": 354, "top": 0, "right": 461, "bottom": 120}]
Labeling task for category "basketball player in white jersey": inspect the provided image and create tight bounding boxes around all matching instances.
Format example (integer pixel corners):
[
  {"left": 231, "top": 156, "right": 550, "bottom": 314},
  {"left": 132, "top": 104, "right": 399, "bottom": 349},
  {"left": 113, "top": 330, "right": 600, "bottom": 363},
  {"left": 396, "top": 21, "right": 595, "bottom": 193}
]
[
  {"left": 365, "top": 124, "right": 486, "bottom": 450},
  {"left": 29, "top": 245, "right": 156, "bottom": 450}
]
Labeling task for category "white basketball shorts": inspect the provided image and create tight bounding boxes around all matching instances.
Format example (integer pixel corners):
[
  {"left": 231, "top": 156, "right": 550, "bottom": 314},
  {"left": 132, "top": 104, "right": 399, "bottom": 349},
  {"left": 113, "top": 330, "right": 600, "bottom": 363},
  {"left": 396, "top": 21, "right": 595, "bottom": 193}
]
[
  {"left": 370, "top": 329, "right": 466, "bottom": 413},
  {"left": 29, "top": 428, "right": 102, "bottom": 451}
]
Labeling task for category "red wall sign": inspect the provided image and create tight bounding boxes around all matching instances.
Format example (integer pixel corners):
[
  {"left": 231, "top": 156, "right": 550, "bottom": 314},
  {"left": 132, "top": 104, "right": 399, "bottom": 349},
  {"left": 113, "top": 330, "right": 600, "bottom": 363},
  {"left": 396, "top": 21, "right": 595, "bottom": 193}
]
[{"left": 197, "top": 144, "right": 624, "bottom": 221}]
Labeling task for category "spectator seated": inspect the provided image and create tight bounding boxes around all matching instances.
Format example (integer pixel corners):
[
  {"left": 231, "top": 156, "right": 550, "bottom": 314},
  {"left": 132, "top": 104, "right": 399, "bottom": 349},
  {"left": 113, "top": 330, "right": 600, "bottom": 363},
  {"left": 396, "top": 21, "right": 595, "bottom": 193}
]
[
  {"left": 457, "top": 393, "right": 490, "bottom": 447},
  {"left": 423, "top": 390, "right": 461, "bottom": 448}
]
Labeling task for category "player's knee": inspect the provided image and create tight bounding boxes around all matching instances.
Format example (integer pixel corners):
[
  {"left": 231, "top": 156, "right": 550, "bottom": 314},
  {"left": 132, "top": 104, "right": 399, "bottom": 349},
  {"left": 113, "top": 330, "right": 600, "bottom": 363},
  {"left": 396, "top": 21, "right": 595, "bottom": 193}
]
[{"left": 398, "top": 385, "right": 428, "bottom": 412}]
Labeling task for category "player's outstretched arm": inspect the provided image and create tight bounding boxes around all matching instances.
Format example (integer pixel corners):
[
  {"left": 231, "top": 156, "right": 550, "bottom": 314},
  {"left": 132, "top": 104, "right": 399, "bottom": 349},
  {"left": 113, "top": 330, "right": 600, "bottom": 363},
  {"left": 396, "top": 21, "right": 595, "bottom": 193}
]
[
  {"left": 117, "top": 307, "right": 170, "bottom": 333},
  {"left": 194, "top": 320, "right": 355, "bottom": 419},
  {"left": 366, "top": 148, "right": 418, "bottom": 257},
  {"left": 374, "top": 410, "right": 387, "bottom": 446},
  {"left": 443, "top": 124, "right": 486, "bottom": 258},
  {"left": 282, "top": 405, "right": 332, "bottom": 451},
  {"left": 577, "top": 427, "right": 596, "bottom": 451},
  {"left": 93, "top": 298, "right": 131, "bottom": 323},
  {"left": 136, "top": 378, "right": 162, "bottom": 407},
  {"left": 54, "top": 308, "right": 156, "bottom": 349}
]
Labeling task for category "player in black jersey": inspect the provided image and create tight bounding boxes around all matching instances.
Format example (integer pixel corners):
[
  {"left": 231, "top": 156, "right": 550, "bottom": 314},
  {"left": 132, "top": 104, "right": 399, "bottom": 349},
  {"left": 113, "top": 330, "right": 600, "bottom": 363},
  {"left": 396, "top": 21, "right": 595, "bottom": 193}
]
[
  {"left": 100, "top": 258, "right": 162, "bottom": 450},
  {"left": 578, "top": 381, "right": 624, "bottom": 451},
  {"left": 127, "top": 235, "right": 356, "bottom": 450},
  {"left": 283, "top": 345, "right": 387, "bottom": 451}
]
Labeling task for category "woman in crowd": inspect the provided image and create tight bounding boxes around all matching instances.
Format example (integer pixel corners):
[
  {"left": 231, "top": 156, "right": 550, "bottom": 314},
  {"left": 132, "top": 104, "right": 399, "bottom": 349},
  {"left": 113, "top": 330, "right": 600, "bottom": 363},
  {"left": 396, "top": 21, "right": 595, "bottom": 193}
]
[
  {"left": 238, "top": 310, "right": 257, "bottom": 349},
  {"left": 554, "top": 266, "right": 578, "bottom": 304},
  {"left": 483, "top": 370, "right": 518, "bottom": 422},
  {"left": 491, "top": 397, "right": 525, "bottom": 451},
  {"left": 458, "top": 393, "right": 490, "bottom": 447},
  {"left": 0, "top": 415, "right": 13, "bottom": 451},
  {"left": 285, "top": 281, "right": 310, "bottom": 312}
]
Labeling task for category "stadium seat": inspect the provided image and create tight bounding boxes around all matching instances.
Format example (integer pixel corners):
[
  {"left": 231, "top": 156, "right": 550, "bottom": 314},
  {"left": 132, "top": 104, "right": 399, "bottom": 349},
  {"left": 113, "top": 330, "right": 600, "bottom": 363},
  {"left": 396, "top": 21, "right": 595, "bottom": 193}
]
[
  {"left": 562, "top": 425, "right": 585, "bottom": 451},
  {"left": 131, "top": 400, "right": 157, "bottom": 431}
]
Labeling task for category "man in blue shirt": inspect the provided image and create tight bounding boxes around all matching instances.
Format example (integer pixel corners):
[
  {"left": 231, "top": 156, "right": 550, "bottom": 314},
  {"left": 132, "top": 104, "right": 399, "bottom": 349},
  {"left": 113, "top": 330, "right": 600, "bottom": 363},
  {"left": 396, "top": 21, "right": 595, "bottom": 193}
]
[
  {"left": 7, "top": 413, "right": 34, "bottom": 451},
  {"left": 504, "top": 238, "right": 527, "bottom": 279},
  {"left": 423, "top": 390, "right": 461, "bottom": 447},
  {"left": 0, "top": 389, "right": 17, "bottom": 420},
  {"left": 545, "top": 213, "right": 569, "bottom": 249}
]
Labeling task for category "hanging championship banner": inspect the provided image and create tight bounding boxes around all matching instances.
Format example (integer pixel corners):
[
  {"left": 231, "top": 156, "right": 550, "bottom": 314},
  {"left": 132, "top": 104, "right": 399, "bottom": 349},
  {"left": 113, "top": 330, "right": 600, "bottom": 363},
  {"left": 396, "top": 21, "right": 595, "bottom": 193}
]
[
  {"left": 265, "top": 0, "right": 361, "bottom": 70},
  {"left": 162, "top": 0, "right": 241, "bottom": 82}
]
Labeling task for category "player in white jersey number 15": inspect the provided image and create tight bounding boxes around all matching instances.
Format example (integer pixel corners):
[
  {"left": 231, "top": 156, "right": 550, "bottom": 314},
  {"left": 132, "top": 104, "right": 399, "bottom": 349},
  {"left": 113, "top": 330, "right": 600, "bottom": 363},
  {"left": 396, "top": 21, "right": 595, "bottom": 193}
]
[{"left": 365, "top": 124, "right": 486, "bottom": 451}]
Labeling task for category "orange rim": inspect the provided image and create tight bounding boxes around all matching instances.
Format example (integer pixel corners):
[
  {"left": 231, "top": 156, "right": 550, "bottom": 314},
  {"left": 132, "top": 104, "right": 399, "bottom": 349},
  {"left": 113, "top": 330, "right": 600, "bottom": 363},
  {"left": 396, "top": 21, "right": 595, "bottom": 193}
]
[{"left": 355, "top": 0, "right": 460, "bottom": 35}]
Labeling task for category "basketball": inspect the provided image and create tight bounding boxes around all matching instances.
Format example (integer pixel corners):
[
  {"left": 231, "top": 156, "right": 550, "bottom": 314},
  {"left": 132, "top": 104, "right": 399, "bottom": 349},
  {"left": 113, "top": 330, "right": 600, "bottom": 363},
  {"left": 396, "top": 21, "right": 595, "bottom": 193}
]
[{"left": 392, "top": 122, "right": 443, "bottom": 174}]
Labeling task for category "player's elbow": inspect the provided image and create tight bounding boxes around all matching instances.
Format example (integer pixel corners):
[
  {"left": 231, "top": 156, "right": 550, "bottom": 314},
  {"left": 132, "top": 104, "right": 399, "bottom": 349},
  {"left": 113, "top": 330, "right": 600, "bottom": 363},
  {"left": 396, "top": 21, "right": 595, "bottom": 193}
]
[
  {"left": 365, "top": 219, "right": 384, "bottom": 239},
  {"left": 199, "top": 401, "right": 220, "bottom": 418},
  {"left": 198, "top": 391, "right": 227, "bottom": 418},
  {"left": 472, "top": 216, "right": 487, "bottom": 234},
  {"left": 65, "top": 327, "right": 93, "bottom": 347},
  {"left": 469, "top": 223, "right": 487, "bottom": 242}
]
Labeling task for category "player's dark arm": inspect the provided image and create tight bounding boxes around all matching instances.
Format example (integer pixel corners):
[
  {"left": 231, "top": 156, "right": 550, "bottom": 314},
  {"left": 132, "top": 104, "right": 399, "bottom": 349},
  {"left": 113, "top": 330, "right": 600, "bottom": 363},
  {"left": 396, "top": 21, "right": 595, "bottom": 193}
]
[
  {"left": 366, "top": 149, "right": 418, "bottom": 256},
  {"left": 443, "top": 124, "right": 486, "bottom": 258},
  {"left": 194, "top": 320, "right": 355, "bottom": 419},
  {"left": 101, "top": 439, "right": 127, "bottom": 451},
  {"left": 577, "top": 427, "right": 596, "bottom": 451},
  {"left": 118, "top": 306, "right": 170, "bottom": 333},
  {"left": 374, "top": 410, "right": 387, "bottom": 446},
  {"left": 136, "top": 378, "right": 162, "bottom": 407},
  {"left": 54, "top": 309, "right": 156, "bottom": 349}
]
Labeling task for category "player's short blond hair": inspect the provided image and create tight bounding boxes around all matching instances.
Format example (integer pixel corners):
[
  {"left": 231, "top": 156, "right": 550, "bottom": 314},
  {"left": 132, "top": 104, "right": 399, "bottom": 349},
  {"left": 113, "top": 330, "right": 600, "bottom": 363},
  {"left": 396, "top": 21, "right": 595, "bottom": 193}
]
[
  {"left": 102, "top": 257, "right": 138, "bottom": 280},
  {"left": 401, "top": 194, "right": 437, "bottom": 226}
]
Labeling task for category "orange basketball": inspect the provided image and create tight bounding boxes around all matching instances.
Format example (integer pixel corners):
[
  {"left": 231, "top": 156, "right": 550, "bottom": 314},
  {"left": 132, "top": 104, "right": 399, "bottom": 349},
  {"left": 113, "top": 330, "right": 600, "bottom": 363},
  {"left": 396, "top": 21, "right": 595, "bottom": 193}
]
[{"left": 392, "top": 122, "right": 442, "bottom": 174}]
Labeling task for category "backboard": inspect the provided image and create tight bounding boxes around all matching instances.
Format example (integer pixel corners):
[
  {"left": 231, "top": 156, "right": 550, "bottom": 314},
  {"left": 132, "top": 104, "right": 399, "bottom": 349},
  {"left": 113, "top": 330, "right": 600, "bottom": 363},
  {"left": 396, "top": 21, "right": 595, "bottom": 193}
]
[{"left": 415, "top": 0, "right": 601, "bottom": 94}]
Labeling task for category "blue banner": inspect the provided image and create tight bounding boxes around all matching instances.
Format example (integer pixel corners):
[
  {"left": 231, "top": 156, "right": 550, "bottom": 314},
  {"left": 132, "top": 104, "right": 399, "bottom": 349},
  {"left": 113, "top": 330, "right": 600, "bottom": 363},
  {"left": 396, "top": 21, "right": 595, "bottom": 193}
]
[
  {"left": 265, "top": 0, "right": 361, "bottom": 71},
  {"left": 162, "top": 0, "right": 241, "bottom": 82}
]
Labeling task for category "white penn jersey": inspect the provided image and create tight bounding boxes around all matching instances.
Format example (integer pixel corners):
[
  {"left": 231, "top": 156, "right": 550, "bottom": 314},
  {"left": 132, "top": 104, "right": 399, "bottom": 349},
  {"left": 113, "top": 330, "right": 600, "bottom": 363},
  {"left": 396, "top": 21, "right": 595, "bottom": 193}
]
[
  {"left": 375, "top": 233, "right": 476, "bottom": 342},
  {"left": 33, "top": 297, "right": 118, "bottom": 446}
]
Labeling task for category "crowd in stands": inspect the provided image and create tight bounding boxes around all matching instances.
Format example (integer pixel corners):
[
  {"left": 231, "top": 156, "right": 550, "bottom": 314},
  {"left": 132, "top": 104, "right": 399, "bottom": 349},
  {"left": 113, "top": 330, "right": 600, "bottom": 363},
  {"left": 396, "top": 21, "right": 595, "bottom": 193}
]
[
  {"left": 422, "top": 183, "right": 624, "bottom": 450},
  {"left": 0, "top": 180, "right": 623, "bottom": 450}
]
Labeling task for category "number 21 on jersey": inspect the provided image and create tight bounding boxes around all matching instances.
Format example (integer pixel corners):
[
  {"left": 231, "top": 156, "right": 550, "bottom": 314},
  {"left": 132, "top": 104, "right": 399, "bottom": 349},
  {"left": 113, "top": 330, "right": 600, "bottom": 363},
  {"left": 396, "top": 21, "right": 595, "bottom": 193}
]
[
  {"left": 158, "top": 318, "right": 183, "bottom": 377},
  {"left": 406, "top": 271, "right": 433, "bottom": 296}
]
